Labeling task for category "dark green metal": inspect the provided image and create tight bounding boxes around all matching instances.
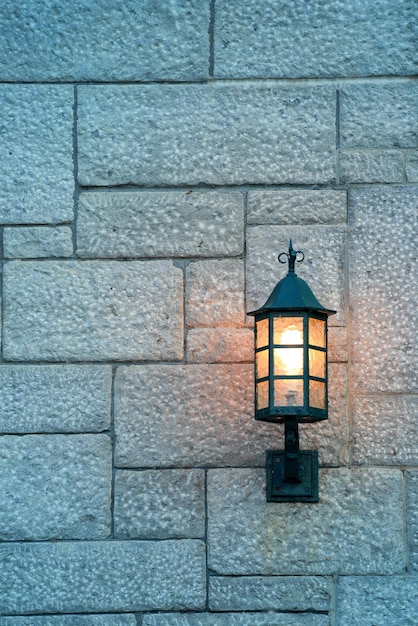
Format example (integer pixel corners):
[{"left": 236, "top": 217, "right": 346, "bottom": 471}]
[
  {"left": 249, "top": 240, "right": 335, "bottom": 503},
  {"left": 248, "top": 241, "right": 336, "bottom": 317},
  {"left": 283, "top": 419, "right": 300, "bottom": 482},
  {"left": 266, "top": 449, "right": 319, "bottom": 502}
]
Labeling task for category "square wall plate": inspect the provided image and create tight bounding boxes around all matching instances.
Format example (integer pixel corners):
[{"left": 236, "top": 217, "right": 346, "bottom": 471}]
[{"left": 266, "top": 449, "right": 318, "bottom": 502}]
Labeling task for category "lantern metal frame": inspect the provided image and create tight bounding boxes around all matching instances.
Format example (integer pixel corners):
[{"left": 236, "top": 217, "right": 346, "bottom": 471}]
[{"left": 248, "top": 240, "right": 336, "bottom": 503}]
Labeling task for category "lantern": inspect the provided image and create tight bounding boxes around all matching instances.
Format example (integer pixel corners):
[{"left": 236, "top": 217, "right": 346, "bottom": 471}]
[{"left": 248, "top": 241, "right": 336, "bottom": 502}]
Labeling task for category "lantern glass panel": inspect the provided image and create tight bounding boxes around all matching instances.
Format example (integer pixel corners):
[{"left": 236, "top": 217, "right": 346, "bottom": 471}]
[
  {"left": 256, "top": 349, "right": 269, "bottom": 379},
  {"left": 310, "top": 380, "right": 326, "bottom": 409},
  {"left": 309, "top": 348, "right": 326, "bottom": 379},
  {"left": 273, "top": 317, "right": 303, "bottom": 345},
  {"left": 274, "top": 379, "right": 303, "bottom": 407},
  {"left": 309, "top": 317, "right": 326, "bottom": 348},
  {"left": 274, "top": 347, "right": 303, "bottom": 376},
  {"left": 256, "top": 318, "right": 269, "bottom": 349},
  {"left": 256, "top": 380, "right": 269, "bottom": 410}
]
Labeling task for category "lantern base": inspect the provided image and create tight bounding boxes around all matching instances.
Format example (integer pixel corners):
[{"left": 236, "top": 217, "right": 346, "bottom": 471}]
[{"left": 266, "top": 449, "right": 318, "bottom": 502}]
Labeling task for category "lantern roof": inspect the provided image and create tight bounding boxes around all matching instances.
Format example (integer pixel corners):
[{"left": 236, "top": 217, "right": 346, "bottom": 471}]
[{"left": 247, "top": 240, "right": 336, "bottom": 316}]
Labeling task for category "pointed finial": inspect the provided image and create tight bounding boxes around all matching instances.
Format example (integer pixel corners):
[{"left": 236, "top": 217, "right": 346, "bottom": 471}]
[{"left": 278, "top": 240, "right": 304, "bottom": 275}]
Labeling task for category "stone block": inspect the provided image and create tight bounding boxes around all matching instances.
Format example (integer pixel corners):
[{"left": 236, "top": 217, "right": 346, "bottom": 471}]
[
  {"left": 186, "top": 260, "right": 245, "bottom": 327},
  {"left": 407, "top": 471, "right": 418, "bottom": 572},
  {"left": 209, "top": 575, "right": 331, "bottom": 611},
  {"left": 3, "top": 260, "right": 183, "bottom": 362},
  {"left": 340, "top": 82, "right": 418, "bottom": 148},
  {"left": 114, "top": 469, "right": 205, "bottom": 539},
  {"left": 187, "top": 328, "right": 253, "bottom": 363},
  {"left": 406, "top": 151, "right": 418, "bottom": 182},
  {"left": 246, "top": 225, "right": 347, "bottom": 326},
  {"left": 247, "top": 190, "right": 347, "bottom": 225},
  {"left": 352, "top": 395, "right": 418, "bottom": 465},
  {"left": 337, "top": 577, "right": 418, "bottom": 626},
  {"left": 114, "top": 364, "right": 256, "bottom": 468},
  {"left": 0, "top": 365, "right": 111, "bottom": 433},
  {"left": 0, "top": 85, "right": 73, "bottom": 224},
  {"left": 78, "top": 84, "right": 336, "bottom": 186},
  {"left": 143, "top": 614, "right": 329, "bottom": 626},
  {"left": 349, "top": 186, "right": 418, "bottom": 392},
  {"left": 0, "top": 540, "right": 205, "bottom": 614},
  {"left": 214, "top": 0, "right": 417, "bottom": 78},
  {"left": 328, "top": 327, "right": 348, "bottom": 362},
  {"left": 0, "top": 434, "right": 111, "bottom": 540},
  {"left": 115, "top": 363, "right": 348, "bottom": 468},
  {"left": 4, "top": 226, "right": 73, "bottom": 258},
  {"left": 340, "top": 150, "right": 404, "bottom": 183},
  {"left": 0, "top": 0, "right": 209, "bottom": 81},
  {"left": 207, "top": 468, "right": 404, "bottom": 575},
  {"left": 77, "top": 191, "right": 244, "bottom": 258},
  {"left": 0, "top": 617, "right": 136, "bottom": 626}
]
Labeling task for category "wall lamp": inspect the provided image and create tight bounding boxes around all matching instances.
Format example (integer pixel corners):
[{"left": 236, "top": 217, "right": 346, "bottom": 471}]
[{"left": 248, "top": 241, "right": 335, "bottom": 503}]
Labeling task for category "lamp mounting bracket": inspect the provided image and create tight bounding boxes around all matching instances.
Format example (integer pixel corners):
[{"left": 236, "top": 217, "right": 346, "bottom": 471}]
[{"left": 266, "top": 420, "right": 319, "bottom": 503}]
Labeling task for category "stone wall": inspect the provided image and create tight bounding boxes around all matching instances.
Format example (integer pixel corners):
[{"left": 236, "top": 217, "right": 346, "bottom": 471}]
[{"left": 0, "top": 2, "right": 417, "bottom": 625}]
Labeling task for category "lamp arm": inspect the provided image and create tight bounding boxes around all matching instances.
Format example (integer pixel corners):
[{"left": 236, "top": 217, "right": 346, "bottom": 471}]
[{"left": 284, "top": 419, "right": 301, "bottom": 483}]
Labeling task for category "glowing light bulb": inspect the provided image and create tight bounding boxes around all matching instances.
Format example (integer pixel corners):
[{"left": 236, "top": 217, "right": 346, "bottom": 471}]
[
  {"left": 281, "top": 328, "right": 302, "bottom": 345},
  {"left": 278, "top": 325, "right": 303, "bottom": 376}
]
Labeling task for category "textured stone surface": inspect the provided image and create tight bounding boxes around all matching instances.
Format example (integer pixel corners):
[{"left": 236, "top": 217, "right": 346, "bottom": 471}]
[
  {"left": 328, "top": 327, "right": 348, "bottom": 362},
  {"left": 407, "top": 471, "right": 418, "bottom": 572},
  {"left": 406, "top": 152, "right": 418, "bottom": 182},
  {"left": 0, "top": 617, "right": 136, "bottom": 626},
  {"left": 208, "top": 468, "right": 404, "bottom": 575},
  {"left": 0, "top": 540, "right": 205, "bottom": 614},
  {"left": 349, "top": 186, "right": 418, "bottom": 392},
  {"left": 114, "top": 469, "right": 205, "bottom": 539},
  {"left": 0, "top": 0, "right": 209, "bottom": 81},
  {"left": 0, "top": 365, "right": 111, "bottom": 433},
  {"left": 143, "top": 614, "right": 329, "bottom": 626},
  {"left": 0, "top": 85, "right": 73, "bottom": 224},
  {"left": 352, "top": 395, "right": 418, "bottom": 465},
  {"left": 214, "top": 0, "right": 417, "bottom": 78},
  {"left": 0, "top": 435, "right": 111, "bottom": 540},
  {"left": 77, "top": 191, "right": 244, "bottom": 258},
  {"left": 186, "top": 260, "right": 245, "bottom": 327},
  {"left": 340, "top": 82, "right": 418, "bottom": 148},
  {"left": 4, "top": 226, "right": 73, "bottom": 258},
  {"left": 187, "top": 328, "right": 253, "bottom": 363},
  {"left": 115, "top": 363, "right": 348, "bottom": 468},
  {"left": 340, "top": 150, "right": 404, "bottom": 183},
  {"left": 246, "top": 225, "right": 346, "bottom": 326},
  {"left": 78, "top": 84, "right": 336, "bottom": 186},
  {"left": 247, "top": 190, "right": 347, "bottom": 225},
  {"left": 337, "top": 577, "right": 418, "bottom": 626},
  {"left": 3, "top": 261, "right": 183, "bottom": 361},
  {"left": 209, "top": 576, "right": 331, "bottom": 611},
  {"left": 115, "top": 364, "right": 255, "bottom": 468}
]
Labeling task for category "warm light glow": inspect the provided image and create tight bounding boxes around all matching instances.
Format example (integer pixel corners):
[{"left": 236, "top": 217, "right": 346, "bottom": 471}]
[
  {"left": 281, "top": 327, "right": 303, "bottom": 346},
  {"left": 275, "top": 325, "right": 303, "bottom": 376}
]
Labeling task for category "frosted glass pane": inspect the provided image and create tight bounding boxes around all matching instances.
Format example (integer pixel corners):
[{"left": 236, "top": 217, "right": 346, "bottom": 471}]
[
  {"left": 273, "top": 317, "right": 303, "bottom": 345},
  {"left": 256, "top": 318, "right": 269, "bottom": 349},
  {"left": 257, "top": 380, "right": 269, "bottom": 410},
  {"left": 256, "top": 349, "right": 269, "bottom": 379},
  {"left": 310, "top": 380, "right": 326, "bottom": 409},
  {"left": 309, "top": 317, "right": 325, "bottom": 348},
  {"left": 309, "top": 348, "right": 326, "bottom": 379},
  {"left": 274, "top": 379, "right": 303, "bottom": 406},
  {"left": 274, "top": 347, "right": 303, "bottom": 376}
]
